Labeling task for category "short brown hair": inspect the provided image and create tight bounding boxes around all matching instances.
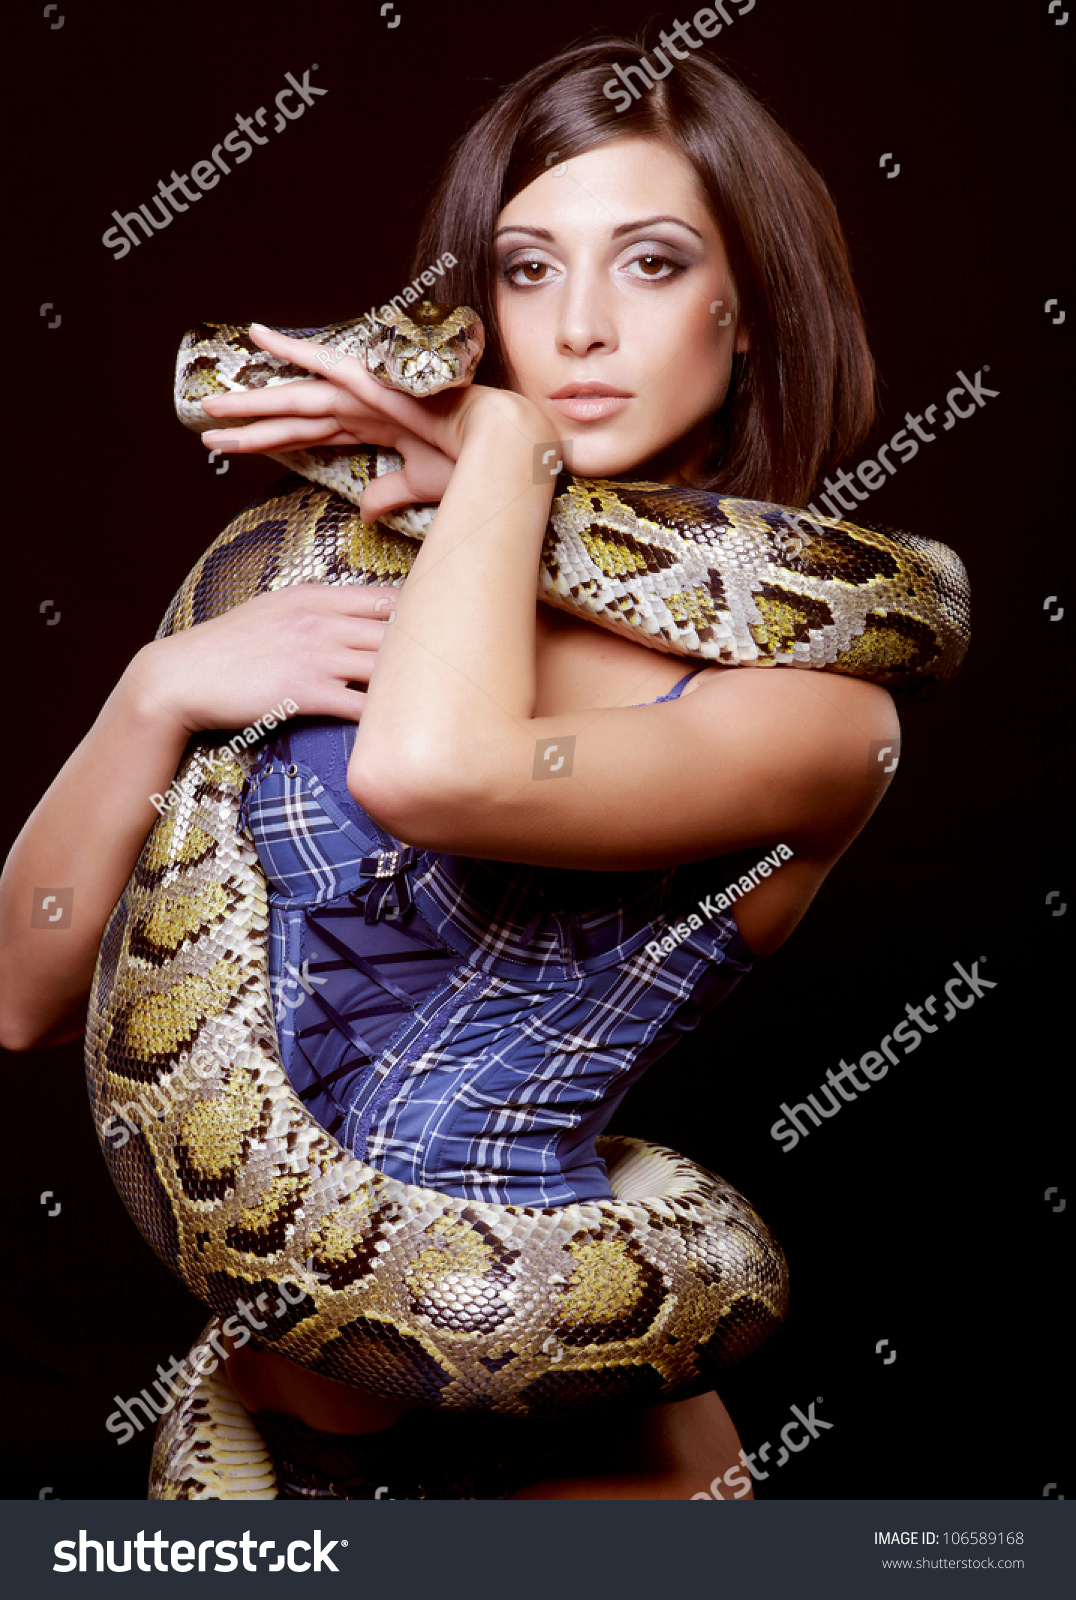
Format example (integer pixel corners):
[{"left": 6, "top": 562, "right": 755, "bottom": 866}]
[{"left": 410, "top": 35, "right": 877, "bottom": 507}]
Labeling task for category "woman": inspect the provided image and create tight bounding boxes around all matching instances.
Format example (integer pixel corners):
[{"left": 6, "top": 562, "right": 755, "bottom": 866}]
[{"left": 0, "top": 38, "right": 897, "bottom": 1498}]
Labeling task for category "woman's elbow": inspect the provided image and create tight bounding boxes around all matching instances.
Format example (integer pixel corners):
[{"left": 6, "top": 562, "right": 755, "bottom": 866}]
[
  {"left": 0, "top": 1017, "right": 33, "bottom": 1056},
  {"left": 348, "top": 744, "right": 481, "bottom": 839},
  {"left": 0, "top": 995, "right": 85, "bottom": 1054},
  {"left": 0, "top": 1009, "right": 43, "bottom": 1052}
]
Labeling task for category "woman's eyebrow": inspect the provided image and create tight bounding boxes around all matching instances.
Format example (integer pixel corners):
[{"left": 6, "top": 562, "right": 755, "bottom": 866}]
[
  {"left": 493, "top": 225, "right": 555, "bottom": 241},
  {"left": 493, "top": 216, "right": 705, "bottom": 244},
  {"left": 610, "top": 215, "right": 704, "bottom": 241}
]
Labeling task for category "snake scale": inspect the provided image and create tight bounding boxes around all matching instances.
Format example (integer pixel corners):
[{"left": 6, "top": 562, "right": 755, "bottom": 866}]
[{"left": 84, "top": 301, "right": 969, "bottom": 1495}]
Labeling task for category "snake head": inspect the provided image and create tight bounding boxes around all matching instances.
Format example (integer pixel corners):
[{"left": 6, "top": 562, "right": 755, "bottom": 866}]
[{"left": 362, "top": 301, "right": 485, "bottom": 397}]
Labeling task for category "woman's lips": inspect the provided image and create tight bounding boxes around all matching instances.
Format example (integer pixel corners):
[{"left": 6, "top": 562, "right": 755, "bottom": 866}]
[{"left": 549, "top": 395, "right": 632, "bottom": 421}]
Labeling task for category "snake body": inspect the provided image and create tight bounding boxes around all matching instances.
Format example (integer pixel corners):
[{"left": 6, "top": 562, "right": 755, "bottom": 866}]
[
  {"left": 86, "top": 302, "right": 968, "bottom": 1493},
  {"left": 172, "top": 302, "right": 970, "bottom": 689}
]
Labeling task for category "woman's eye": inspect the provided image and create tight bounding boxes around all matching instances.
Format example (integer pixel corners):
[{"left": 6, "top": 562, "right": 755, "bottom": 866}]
[
  {"left": 505, "top": 259, "right": 551, "bottom": 286},
  {"left": 627, "top": 253, "right": 678, "bottom": 279},
  {"left": 501, "top": 251, "right": 682, "bottom": 287}
]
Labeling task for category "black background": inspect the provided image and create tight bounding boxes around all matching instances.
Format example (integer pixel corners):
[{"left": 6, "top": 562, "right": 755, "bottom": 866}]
[{"left": 2, "top": 0, "right": 1071, "bottom": 1503}]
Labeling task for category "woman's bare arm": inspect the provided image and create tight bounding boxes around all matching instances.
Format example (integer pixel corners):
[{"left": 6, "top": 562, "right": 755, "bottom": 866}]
[
  {"left": 0, "top": 584, "right": 396, "bottom": 1053},
  {"left": 344, "top": 399, "right": 900, "bottom": 872},
  {"left": 0, "top": 653, "right": 192, "bottom": 1051}
]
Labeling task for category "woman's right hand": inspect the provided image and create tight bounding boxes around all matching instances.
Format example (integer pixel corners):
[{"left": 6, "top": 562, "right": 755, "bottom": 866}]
[
  {"left": 134, "top": 582, "right": 401, "bottom": 738},
  {"left": 199, "top": 322, "right": 550, "bottom": 527}
]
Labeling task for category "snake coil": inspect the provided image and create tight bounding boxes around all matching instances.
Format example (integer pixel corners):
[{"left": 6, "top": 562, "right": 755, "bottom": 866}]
[{"left": 86, "top": 301, "right": 968, "bottom": 1444}]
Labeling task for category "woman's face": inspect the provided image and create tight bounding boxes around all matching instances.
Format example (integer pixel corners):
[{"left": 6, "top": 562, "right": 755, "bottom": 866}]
[{"left": 493, "top": 136, "right": 748, "bottom": 483}]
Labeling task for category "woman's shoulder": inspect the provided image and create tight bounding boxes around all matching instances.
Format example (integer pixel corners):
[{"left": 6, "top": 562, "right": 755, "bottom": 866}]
[
  {"left": 682, "top": 663, "right": 900, "bottom": 853},
  {"left": 683, "top": 660, "right": 898, "bottom": 728}
]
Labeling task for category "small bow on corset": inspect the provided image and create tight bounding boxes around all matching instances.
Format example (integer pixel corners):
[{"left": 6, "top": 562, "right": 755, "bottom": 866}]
[{"left": 354, "top": 846, "right": 422, "bottom": 924}]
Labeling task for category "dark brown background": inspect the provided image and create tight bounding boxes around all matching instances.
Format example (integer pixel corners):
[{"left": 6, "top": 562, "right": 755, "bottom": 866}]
[{"left": 3, "top": 0, "right": 1071, "bottom": 1500}]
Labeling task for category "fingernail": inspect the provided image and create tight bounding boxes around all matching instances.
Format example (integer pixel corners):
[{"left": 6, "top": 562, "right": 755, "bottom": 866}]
[{"left": 250, "top": 322, "right": 270, "bottom": 333}]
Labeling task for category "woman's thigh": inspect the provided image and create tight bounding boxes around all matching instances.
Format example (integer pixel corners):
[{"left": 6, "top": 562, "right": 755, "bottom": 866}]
[
  {"left": 226, "top": 1343, "right": 421, "bottom": 1434},
  {"left": 224, "top": 1351, "right": 751, "bottom": 1501},
  {"left": 506, "top": 1391, "right": 753, "bottom": 1501}
]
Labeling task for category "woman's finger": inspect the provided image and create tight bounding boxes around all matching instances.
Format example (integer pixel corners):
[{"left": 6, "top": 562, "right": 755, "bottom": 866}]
[
  {"left": 202, "top": 379, "right": 390, "bottom": 431},
  {"left": 310, "top": 684, "right": 369, "bottom": 723},
  {"left": 202, "top": 416, "right": 416, "bottom": 454},
  {"left": 202, "top": 379, "right": 337, "bottom": 417},
  {"left": 247, "top": 322, "right": 346, "bottom": 371},
  {"left": 319, "top": 621, "right": 396, "bottom": 659},
  {"left": 358, "top": 467, "right": 434, "bottom": 524},
  {"left": 379, "top": 431, "right": 455, "bottom": 501},
  {"left": 257, "top": 581, "right": 403, "bottom": 618},
  {"left": 248, "top": 322, "right": 453, "bottom": 450},
  {"left": 322, "top": 584, "right": 404, "bottom": 623},
  {"left": 330, "top": 650, "right": 382, "bottom": 682},
  {"left": 202, "top": 415, "right": 343, "bottom": 453},
  {"left": 247, "top": 324, "right": 388, "bottom": 397}
]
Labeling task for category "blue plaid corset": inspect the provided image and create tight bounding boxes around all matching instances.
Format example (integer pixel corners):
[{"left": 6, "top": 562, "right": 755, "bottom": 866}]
[{"left": 239, "top": 667, "right": 757, "bottom": 1206}]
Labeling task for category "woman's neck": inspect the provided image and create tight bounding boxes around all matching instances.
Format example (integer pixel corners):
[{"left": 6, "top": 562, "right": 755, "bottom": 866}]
[{"left": 622, "top": 415, "right": 712, "bottom": 488}]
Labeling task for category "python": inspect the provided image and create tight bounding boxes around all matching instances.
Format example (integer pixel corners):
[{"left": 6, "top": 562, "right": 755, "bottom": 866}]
[{"left": 97, "top": 1022, "right": 279, "bottom": 1150}]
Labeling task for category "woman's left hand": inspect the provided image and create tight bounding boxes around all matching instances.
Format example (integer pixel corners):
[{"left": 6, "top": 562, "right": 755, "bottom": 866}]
[{"left": 200, "top": 323, "right": 547, "bottom": 524}]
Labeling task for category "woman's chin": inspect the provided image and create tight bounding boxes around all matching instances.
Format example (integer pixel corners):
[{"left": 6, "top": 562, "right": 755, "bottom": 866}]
[
  {"left": 560, "top": 451, "right": 666, "bottom": 482},
  {"left": 557, "top": 431, "right": 696, "bottom": 484}
]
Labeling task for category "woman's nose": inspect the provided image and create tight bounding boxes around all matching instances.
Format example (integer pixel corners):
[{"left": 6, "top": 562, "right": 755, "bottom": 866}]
[{"left": 555, "top": 284, "right": 618, "bottom": 358}]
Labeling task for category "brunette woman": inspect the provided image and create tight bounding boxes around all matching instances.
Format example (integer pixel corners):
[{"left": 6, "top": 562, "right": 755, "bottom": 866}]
[{"left": 0, "top": 38, "right": 896, "bottom": 1498}]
